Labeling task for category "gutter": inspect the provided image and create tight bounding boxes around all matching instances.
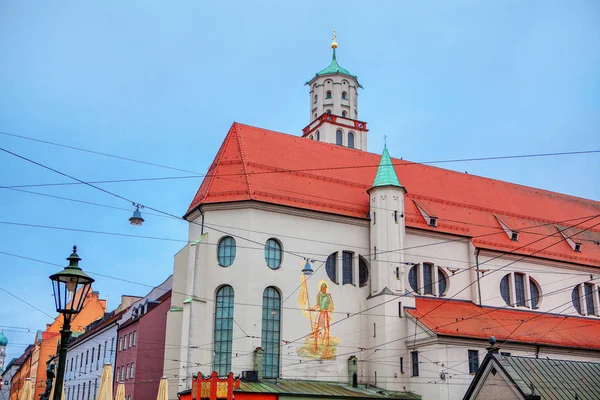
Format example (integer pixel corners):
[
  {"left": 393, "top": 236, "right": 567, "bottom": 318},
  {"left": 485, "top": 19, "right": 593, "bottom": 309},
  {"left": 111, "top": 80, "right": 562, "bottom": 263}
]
[{"left": 475, "top": 248, "right": 482, "bottom": 307}]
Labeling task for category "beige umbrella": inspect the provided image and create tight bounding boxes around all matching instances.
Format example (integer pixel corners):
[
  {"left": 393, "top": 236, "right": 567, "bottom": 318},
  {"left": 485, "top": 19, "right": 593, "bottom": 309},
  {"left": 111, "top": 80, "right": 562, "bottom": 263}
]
[
  {"left": 156, "top": 376, "right": 168, "bottom": 400},
  {"left": 18, "top": 378, "right": 32, "bottom": 400},
  {"left": 114, "top": 382, "right": 125, "bottom": 400},
  {"left": 95, "top": 363, "right": 114, "bottom": 400}
]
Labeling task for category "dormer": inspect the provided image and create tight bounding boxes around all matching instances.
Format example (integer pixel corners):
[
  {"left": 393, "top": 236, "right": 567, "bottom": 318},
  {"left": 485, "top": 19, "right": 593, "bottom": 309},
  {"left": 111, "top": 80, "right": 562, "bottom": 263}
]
[{"left": 495, "top": 216, "right": 519, "bottom": 242}]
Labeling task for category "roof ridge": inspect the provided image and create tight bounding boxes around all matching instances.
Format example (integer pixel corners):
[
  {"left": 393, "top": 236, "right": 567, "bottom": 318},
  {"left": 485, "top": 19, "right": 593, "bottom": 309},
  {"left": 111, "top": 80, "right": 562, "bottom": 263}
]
[{"left": 232, "top": 123, "right": 253, "bottom": 198}]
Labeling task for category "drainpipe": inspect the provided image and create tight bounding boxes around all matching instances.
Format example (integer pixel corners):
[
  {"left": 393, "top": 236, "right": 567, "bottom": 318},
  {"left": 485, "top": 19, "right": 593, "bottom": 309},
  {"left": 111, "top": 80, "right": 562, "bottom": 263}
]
[
  {"left": 475, "top": 249, "right": 482, "bottom": 306},
  {"left": 199, "top": 208, "right": 205, "bottom": 235}
]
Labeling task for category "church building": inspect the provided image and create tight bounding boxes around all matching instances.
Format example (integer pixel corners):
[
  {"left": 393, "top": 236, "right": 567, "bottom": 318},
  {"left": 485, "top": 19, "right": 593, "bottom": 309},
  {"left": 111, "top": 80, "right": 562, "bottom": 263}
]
[{"left": 164, "top": 37, "right": 600, "bottom": 400}]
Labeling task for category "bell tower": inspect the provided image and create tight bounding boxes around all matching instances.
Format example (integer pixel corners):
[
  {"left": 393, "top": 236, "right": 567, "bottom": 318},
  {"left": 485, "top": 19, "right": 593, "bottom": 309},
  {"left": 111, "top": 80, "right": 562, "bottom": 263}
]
[{"left": 302, "top": 32, "right": 368, "bottom": 151}]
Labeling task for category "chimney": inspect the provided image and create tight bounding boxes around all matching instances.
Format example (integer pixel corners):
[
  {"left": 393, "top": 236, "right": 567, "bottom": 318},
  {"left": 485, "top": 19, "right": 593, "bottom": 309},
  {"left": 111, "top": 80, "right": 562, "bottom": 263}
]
[
  {"left": 348, "top": 356, "right": 358, "bottom": 387},
  {"left": 253, "top": 347, "right": 264, "bottom": 380}
]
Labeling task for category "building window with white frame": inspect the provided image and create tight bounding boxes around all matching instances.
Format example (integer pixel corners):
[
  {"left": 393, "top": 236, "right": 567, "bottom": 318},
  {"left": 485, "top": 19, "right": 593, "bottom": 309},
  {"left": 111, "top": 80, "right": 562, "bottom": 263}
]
[
  {"left": 348, "top": 131, "right": 355, "bottom": 148},
  {"left": 408, "top": 263, "right": 448, "bottom": 296},
  {"left": 342, "top": 251, "right": 353, "bottom": 285},
  {"left": 336, "top": 129, "right": 343, "bottom": 145},
  {"left": 500, "top": 272, "right": 541, "bottom": 309},
  {"left": 572, "top": 282, "right": 599, "bottom": 316},
  {"left": 217, "top": 236, "right": 236, "bottom": 267},
  {"left": 468, "top": 350, "right": 479, "bottom": 374}
]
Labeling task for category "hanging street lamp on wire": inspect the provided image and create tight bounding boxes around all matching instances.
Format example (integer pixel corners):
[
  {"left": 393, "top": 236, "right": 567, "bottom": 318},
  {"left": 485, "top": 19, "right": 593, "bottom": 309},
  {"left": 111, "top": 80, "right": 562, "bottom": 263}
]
[
  {"left": 49, "top": 246, "right": 95, "bottom": 400},
  {"left": 129, "top": 203, "right": 145, "bottom": 226}
]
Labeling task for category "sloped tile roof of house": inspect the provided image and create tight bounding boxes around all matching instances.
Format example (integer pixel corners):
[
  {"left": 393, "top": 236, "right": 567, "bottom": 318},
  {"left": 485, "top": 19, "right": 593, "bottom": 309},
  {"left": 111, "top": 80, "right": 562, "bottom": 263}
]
[
  {"left": 186, "top": 122, "right": 600, "bottom": 267},
  {"left": 406, "top": 297, "right": 600, "bottom": 350}
]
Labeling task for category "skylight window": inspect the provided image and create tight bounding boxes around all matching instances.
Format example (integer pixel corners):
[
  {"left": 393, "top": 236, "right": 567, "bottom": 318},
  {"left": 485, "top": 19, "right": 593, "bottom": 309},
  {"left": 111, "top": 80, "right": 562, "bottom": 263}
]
[{"left": 495, "top": 216, "right": 519, "bottom": 242}]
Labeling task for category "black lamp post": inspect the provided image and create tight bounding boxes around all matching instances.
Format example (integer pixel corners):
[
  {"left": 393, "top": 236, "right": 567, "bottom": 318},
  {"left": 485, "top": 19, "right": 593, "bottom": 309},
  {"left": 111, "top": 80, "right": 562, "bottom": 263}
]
[{"left": 49, "top": 246, "right": 95, "bottom": 400}]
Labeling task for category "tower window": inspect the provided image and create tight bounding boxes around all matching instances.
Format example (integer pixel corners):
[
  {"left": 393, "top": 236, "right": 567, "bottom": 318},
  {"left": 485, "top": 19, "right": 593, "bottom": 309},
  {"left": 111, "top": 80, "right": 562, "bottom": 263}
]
[
  {"left": 314, "top": 113, "right": 317, "bottom": 119},
  {"left": 326, "top": 90, "right": 332, "bottom": 99},
  {"left": 336, "top": 129, "right": 343, "bottom": 145},
  {"left": 348, "top": 132, "right": 355, "bottom": 148},
  {"left": 342, "top": 111, "right": 347, "bottom": 118},
  {"left": 316, "top": 131, "right": 320, "bottom": 140},
  {"left": 314, "top": 94, "right": 317, "bottom": 104},
  {"left": 342, "top": 91, "right": 347, "bottom": 100},
  {"left": 326, "top": 109, "right": 332, "bottom": 114}
]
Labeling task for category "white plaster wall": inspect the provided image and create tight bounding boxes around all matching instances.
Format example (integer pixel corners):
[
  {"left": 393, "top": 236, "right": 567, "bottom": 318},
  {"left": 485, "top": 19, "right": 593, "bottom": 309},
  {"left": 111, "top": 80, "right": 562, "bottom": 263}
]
[
  {"left": 167, "top": 202, "right": 600, "bottom": 400},
  {"left": 64, "top": 324, "right": 118, "bottom": 400}
]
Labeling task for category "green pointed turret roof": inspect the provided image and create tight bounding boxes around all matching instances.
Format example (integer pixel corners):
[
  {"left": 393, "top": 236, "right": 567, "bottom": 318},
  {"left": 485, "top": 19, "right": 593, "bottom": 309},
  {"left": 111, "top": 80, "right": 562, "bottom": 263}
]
[
  {"left": 0, "top": 330, "right": 7, "bottom": 346},
  {"left": 308, "top": 47, "right": 363, "bottom": 88},
  {"left": 372, "top": 145, "right": 402, "bottom": 188}
]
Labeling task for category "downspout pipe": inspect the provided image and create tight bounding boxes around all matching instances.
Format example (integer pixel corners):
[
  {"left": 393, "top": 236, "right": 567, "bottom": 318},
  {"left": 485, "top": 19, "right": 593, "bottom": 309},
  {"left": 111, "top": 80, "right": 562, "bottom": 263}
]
[{"left": 475, "top": 248, "right": 482, "bottom": 306}]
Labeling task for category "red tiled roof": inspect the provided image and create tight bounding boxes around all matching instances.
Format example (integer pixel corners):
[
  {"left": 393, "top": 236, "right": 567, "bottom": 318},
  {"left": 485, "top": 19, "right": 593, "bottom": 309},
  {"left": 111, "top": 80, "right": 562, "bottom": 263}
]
[
  {"left": 406, "top": 297, "right": 600, "bottom": 350},
  {"left": 186, "top": 123, "right": 600, "bottom": 267}
]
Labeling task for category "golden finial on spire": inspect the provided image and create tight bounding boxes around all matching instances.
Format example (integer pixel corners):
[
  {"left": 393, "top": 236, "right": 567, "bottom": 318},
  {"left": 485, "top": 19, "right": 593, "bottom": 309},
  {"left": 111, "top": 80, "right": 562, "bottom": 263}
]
[{"left": 331, "top": 30, "right": 338, "bottom": 49}]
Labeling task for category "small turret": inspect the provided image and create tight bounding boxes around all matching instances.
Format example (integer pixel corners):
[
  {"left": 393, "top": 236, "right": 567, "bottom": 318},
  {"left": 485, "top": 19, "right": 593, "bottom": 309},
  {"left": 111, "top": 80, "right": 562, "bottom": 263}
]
[{"left": 368, "top": 145, "right": 406, "bottom": 294}]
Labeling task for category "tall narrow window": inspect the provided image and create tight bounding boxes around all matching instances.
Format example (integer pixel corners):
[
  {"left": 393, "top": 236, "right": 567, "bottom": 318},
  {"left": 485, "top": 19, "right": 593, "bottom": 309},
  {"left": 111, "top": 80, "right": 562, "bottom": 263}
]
[
  {"left": 336, "top": 129, "right": 343, "bottom": 145},
  {"left": 585, "top": 283, "right": 595, "bottom": 314},
  {"left": 314, "top": 94, "right": 317, "bottom": 104},
  {"left": 348, "top": 132, "right": 355, "bottom": 148},
  {"left": 423, "top": 263, "right": 433, "bottom": 294},
  {"left": 326, "top": 252, "right": 338, "bottom": 284},
  {"left": 342, "top": 251, "right": 353, "bottom": 284},
  {"left": 468, "top": 350, "right": 479, "bottom": 374},
  {"left": 326, "top": 90, "right": 332, "bottom": 99},
  {"left": 214, "top": 285, "right": 235, "bottom": 376},
  {"left": 358, "top": 256, "right": 369, "bottom": 287},
  {"left": 500, "top": 275, "right": 510, "bottom": 305},
  {"left": 408, "top": 266, "right": 418, "bottom": 292},
  {"left": 342, "top": 111, "right": 347, "bottom": 118},
  {"left": 342, "top": 91, "right": 348, "bottom": 100},
  {"left": 515, "top": 273, "right": 526, "bottom": 306},
  {"left": 411, "top": 351, "right": 419, "bottom": 376},
  {"left": 217, "top": 236, "right": 236, "bottom": 267},
  {"left": 400, "top": 357, "right": 404, "bottom": 373},
  {"left": 264, "top": 239, "right": 282, "bottom": 269},
  {"left": 530, "top": 280, "right": 540, "bottom": 309},
  {"left": 261, "top": 287, "right": 281, "bottom": 378}
]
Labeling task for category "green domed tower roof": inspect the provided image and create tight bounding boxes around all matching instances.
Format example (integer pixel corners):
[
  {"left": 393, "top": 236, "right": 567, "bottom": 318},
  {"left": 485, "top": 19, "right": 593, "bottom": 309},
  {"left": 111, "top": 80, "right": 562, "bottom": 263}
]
[
  {"left": 307, "top": 39, "right": 363, "bottom": 88},
  {"left": 0, "top": 330, "right": 7, "bottom": 346}
]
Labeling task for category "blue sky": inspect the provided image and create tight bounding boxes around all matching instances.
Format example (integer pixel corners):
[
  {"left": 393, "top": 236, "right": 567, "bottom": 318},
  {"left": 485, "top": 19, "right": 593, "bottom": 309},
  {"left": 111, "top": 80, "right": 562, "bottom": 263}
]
[{"left": 0, "top": 1, "right": 598, "bottom": 362}]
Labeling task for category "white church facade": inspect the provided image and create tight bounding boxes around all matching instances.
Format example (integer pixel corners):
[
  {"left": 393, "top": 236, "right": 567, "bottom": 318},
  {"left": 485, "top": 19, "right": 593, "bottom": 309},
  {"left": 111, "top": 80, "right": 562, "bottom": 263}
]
[{"left": 164, "top": 38, "right": 600, "bottom": 400}]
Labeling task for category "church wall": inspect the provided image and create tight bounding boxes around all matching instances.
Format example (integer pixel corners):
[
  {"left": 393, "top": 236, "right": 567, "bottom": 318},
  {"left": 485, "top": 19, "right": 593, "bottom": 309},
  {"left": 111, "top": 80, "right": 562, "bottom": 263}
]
[{"left": 178, "top": 204, "right": 373, "bottom": 386}]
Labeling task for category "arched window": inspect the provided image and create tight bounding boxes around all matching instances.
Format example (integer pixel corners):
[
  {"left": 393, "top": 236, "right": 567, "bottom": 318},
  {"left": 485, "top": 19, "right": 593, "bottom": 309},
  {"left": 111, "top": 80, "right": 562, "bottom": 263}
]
[
  {"left": 316, "top": 131, "right": 320, "bottom": 140},
  {"left": 326, "top": 90, "right": 332, "bottom": 99},
  {"left": 342, "top": 251, "right": 353, "bottom": 285},
  {"left": 217, "top": 237, "right": 236, "bottom": 267},
  {"left": 314, "top": 94, "right": 317, "bottom": 104},
  {"left": 264, "top": 239, "right": 282, "bottom": 269},
  {"left": 326, "top": 109, "right": 332, "bottom": 114},
  {"left": 326, "top": 252, "right": 338, "bottom": 284},
  {"left": 336, "top": 129, "right": 343, "bottom": 146},
  {"left": 261, "top": 287, "right": 281, "bottom": 378},
  {"left": 214, "top": 285, "right": 234, "bottom": 375},
  {"left": 500, "top": 273, "right": 541, "bottom": 308},
  {"left": 348, "top": 132, "right": 355, "bottom": 148},
  {"left": 342, "top": 111, "right": 347, "bottom": 118},
  {"left": 314, "top": 113, "right": 317, "bottom": 119},
  {"left": 359, "top": 256, "right": 369, "bottom": 287},
  {"left": 342, "top": 91, "right": 347, "bottom": 100},
  {"left": 408, "top": 264, "right": 448, "bottom": 296}
]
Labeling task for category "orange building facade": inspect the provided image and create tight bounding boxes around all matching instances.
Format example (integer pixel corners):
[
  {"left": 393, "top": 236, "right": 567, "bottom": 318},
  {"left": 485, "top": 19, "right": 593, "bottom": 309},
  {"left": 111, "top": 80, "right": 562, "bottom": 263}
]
[{"left": 10, "top": 290, "right": 106, "bottom": 400}]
